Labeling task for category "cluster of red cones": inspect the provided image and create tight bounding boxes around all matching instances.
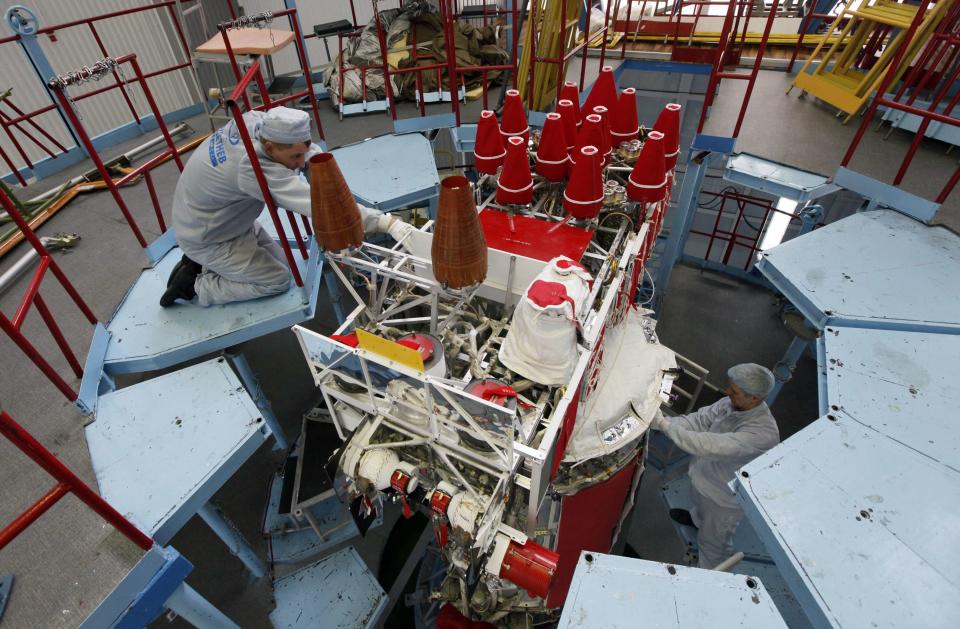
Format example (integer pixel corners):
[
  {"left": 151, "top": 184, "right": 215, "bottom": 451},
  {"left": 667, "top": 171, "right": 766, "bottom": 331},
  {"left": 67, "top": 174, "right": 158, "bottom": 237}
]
[{"left": 471, "top": 67, "right": 683, "bottom": 217}]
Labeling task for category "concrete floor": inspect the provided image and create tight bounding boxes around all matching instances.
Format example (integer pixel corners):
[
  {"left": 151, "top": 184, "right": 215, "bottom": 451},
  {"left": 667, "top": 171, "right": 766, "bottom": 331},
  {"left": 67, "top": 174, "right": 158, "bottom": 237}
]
[{"left": 0, "top": 58, "right": 956, "bottom": 629}]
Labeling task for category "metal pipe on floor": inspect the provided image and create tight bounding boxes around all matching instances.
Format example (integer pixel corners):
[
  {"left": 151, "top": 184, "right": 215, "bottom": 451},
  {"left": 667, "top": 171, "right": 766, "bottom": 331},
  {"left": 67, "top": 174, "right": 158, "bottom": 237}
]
[
  {"left": 714, "top": 551, "right": 745, "bottom": 572},
  {"left": 0, "top": 234, "right": 79, "bottom": 295}
]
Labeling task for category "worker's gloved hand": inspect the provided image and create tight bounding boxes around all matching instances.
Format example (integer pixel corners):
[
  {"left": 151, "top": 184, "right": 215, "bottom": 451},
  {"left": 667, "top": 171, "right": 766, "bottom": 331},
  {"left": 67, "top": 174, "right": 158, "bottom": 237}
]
[{"left": 650, "top": 409, "right": 668, "bottom": 431}]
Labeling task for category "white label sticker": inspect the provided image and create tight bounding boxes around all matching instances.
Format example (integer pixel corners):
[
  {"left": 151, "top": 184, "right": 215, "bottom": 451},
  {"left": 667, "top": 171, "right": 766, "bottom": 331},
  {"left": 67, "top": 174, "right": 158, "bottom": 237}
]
[{"left": 601, "top": 414, "right": 640, "bottom": 446}]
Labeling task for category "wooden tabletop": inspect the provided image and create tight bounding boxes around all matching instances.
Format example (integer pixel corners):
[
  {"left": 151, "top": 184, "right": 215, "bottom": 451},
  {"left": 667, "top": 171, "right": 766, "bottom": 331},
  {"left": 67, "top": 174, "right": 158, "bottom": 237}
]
[{"left": 196, "top": 27, "right": 295, "bottom": 55}]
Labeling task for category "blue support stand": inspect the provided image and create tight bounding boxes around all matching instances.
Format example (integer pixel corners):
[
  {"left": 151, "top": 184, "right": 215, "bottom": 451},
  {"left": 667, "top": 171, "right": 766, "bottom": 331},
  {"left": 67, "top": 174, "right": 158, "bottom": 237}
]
[
  {"left": 227, "top": 351, "right": 289, "bottom": 451},
  {"left": 165, "top": 583, "right": 240, "bottom": 629},
  {"left": 653, "top": 140, "right": 731, "bottom": 313},
  {"left": 767, "top": 335, "right": 813, "bottom": 405},
  {"left": 197, "top": 502, "right": 268, "bottom": 579}
]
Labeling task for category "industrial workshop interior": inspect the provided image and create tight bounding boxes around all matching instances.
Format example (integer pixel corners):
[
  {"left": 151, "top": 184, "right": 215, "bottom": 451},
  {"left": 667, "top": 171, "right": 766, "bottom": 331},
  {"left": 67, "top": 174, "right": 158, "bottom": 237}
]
[{"left": 1, "top": 0, "right": 958, "bottom": 627}]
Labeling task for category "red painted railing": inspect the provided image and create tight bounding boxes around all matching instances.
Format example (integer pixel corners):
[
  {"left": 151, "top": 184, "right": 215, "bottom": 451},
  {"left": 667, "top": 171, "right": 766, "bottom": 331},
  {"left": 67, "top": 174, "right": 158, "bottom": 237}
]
[
  {"left": 0, "top": 409, "right": 152, "bottom": 551},
  {"left": 0, "top": 0, "right": 204, "bottom": 185},
  {"left": 0, "top": 188, "right": 98, "bottom": 401},
  {"left": 842, "top": 0, "right": 960, "bottom": 205},
  {"left": 215, "top": 8, "right": 325, "bottom": 141},
  {"left": 47, "top": 54, "right": 185, "bottom": 249},
  {"left": 223, "top": 62, "right": 310, "bottom": 288}
]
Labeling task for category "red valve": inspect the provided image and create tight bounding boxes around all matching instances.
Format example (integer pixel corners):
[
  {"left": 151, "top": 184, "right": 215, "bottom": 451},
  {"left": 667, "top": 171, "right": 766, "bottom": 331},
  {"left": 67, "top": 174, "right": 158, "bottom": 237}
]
[{"left": 430, "top": 489, "right": 452, "bottom": 515}]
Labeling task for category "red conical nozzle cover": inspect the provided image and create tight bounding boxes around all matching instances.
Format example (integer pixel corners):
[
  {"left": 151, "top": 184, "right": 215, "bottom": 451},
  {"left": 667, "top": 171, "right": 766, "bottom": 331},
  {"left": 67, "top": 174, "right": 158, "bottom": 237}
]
[
  {"left": 627, "top": 130, "right": 667, "bottom": 203},
  {"left": 611, "top": 87, "right": 639, "bottom": 143},
  {"left": 432, "top": 175, "right": 488, "bottom": 289},
  {"left": 535, "top": 113, "right": 569, "bottom": 182},
  {"left": 501, "top": 89, "right": 529, "bottom": 145},
  {"left": 497, "top": 136, "right": 533, "bottom": 205},
  {"left": 581, "top": 65, "right": 618, "bottom": 124},
  {"left": 558, "top": 81, "right": 581, "bottom": 125},
  {"left": 572, "top": 114, "right": 605, "bottom": 165},
  {"left": 564, "top": 145, "right": 604, "bottom": 219},
  {"left": 556, "top": 99, "right": 578, "bottom": 153},
  {"left": 653, "top": 103, "right": 681, "bottom": 171},
  {"left": 474, "top": 110, "right": 505, "bottom": 175},
  {"left": 591, "top": 105, "right": 613, "bottom": 160}
]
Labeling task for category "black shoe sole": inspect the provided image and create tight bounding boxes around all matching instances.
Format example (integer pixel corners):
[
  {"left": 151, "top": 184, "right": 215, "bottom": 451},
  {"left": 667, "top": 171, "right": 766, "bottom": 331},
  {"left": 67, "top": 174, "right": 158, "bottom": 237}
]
[{"left": 160, "top": 265, "right": 198, "bottom": 307}]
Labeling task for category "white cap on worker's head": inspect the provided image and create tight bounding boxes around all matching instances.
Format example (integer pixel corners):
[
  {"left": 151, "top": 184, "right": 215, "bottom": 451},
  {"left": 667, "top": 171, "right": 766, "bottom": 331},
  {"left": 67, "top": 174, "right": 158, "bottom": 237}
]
[
  {"left": 727, "top": 363, "right": 775, "bottom": 398},
  {"left": 259, "top": 106, "right": 312, "bottom": 144}
]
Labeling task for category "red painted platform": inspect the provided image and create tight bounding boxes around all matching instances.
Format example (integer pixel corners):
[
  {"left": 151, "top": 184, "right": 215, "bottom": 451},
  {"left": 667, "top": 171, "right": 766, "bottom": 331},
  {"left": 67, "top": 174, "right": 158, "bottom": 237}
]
[{"left": 479, "top": 210, "right": 593, "bottom": 263}]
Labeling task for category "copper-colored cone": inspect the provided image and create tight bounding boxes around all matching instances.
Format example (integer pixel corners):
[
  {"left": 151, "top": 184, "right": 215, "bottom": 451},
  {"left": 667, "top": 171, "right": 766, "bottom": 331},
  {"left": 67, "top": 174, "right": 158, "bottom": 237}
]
[
  {"left": 432, "top": 175, "right": 487, "bottom": 289},
  {"left": 309, "top": 153, "right": 364, "bottom": 251}
]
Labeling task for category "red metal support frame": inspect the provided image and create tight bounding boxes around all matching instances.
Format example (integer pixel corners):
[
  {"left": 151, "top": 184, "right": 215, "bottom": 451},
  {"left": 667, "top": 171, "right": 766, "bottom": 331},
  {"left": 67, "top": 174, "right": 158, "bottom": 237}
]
[
  {"left": 0, "top": 409, "right": 153, "bottom": 551},
  {"left": 843, "top": 0, "right": 960, "bottom": 205},
  {"left": 224, "top": 61, "right": 306, "bottom": 288},
  {"left": 48, "top": 54, "right": 185, "bottom": 249},
  {"left": 689, "top": 189, "right": 800, "bottom": 271},
  {"left": 0, "top": 187, "right": 98, "bottom": 402},
  {"left": 0, "top": 1, "right": 203, "bottom": 184},
  {"left": 695, "top": 0, "right": 780, "bottom": 138},
  {"left": 216, "top": 8, "right": 325, "bottom": 140}
]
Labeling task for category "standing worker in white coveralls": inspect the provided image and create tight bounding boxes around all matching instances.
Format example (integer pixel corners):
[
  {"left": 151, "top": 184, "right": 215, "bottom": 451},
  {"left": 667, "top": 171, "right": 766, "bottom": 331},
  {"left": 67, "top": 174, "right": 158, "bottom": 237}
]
[
  {"left": 161, "top": 106, "right": 413, "bottom": 307},
  {"left": 651, "top": 363, "right": 780, "bottom": 569}
]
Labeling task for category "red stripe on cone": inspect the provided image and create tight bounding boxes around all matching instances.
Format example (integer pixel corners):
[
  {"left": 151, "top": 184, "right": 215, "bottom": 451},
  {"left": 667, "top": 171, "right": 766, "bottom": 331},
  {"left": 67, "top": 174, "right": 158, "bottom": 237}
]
[
  {"left": 564, "top": 145, "right": 604, "bottom": 219},
  {"left": 627, "top": 130, "right": 667, "bottom": 203},
  {"left": 501, "top": 89, "right": 529, "bottom": 145},
  {"left": 474, "top": 110, "right": 505, "bottom": 175},
  {"left": 535, "top": 113, "right": 569, "bottom": 182},
  {"left": 556, "top": 99, "right": 579, "bottom": 153},
  {"left": 591, "top": 105, "right": 613, "bottom": 161},
  {"left": 558, "top": 81, "right": 581, "bottom": 126},
  {"left": 611, "top": 87, "right": 639, "bottom": 143},
  {"left": 572, "top": 114, "right": 604, "bottom": 168},
  {"left": 497, "top": 136, "right": 533, "bottom": 205},
  {"left": 653, "top": 103, "right": 681, "bottom": 171},
  {"left": 581, "top": 65, "right": 618, "bottom": 124}
]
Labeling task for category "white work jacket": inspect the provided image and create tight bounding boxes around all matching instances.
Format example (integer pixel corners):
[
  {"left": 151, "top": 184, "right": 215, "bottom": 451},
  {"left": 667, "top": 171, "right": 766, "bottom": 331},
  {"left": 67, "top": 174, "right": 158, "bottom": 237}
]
[
  {"left": 661, "top": 398, "right": 779, "bottom": 509},
  {"left": 172, "top": 110, "right": 381, "bottom": 246}
]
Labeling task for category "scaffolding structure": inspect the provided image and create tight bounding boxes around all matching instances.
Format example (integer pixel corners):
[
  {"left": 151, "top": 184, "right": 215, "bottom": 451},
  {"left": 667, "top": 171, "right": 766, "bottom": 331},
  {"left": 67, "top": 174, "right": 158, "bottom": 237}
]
[{"left": 842, "top": 0, "right": 960, "bottom": 205}]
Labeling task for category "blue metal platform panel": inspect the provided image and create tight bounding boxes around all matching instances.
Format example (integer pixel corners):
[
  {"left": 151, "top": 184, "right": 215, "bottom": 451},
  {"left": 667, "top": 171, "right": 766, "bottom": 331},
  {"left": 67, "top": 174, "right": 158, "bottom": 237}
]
[
  {"left": 269, "top": 547, "right": 387, "bottom": 628},
  {"left": 756, "top": 209, "right": 960, "bottom": 334},
  {"left": 557, "top": 552, "right": 788, "bottom": 628},
  {"left": 821, "top": 326, "right": 960, "bottom": 469},
  {"left": 660, "top": 475, "right": 811, "bottom": 628},
  {"left": 736, "top": 415, "right": 960, "bottom": 629},
  {"left": 723, "top": 153, "right": 839, "bottom": 203},
  {"left": 85, "top": 358, "right": 270, "bottom": 544},
  {"left": 330, "top": 133, "right": 439, "bottom": 212},
  {"left": 101, "top": 243, "right": 322, "bottom": 375}
]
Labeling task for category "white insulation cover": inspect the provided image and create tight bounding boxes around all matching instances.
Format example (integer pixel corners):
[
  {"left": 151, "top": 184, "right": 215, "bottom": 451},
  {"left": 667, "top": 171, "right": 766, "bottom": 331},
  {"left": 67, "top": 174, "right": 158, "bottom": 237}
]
[
  {"left": 563, "top": 309, "right": 676, "bottom": 463},
  {"left": 498, "top": 257, "right": 592, "bottom": 385}
]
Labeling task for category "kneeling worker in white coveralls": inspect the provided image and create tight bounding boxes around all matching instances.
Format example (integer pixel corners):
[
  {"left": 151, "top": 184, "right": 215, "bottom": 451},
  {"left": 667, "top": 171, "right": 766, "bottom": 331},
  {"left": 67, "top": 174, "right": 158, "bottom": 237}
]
[
  {"left": 162, "top": 106, "right": 413, "bottom": 307},
  {"left": 651, "top": 363, "right": 779, "bottom": 569}
]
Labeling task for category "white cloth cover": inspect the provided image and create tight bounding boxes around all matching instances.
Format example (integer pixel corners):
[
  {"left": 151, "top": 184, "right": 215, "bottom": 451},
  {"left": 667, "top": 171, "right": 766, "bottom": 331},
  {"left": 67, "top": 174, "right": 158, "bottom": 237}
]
[
  {"left": 563, "top": 309, "right": 676, "bottom": 463},
  {"left": 499, "top": 257, "right": 592, "bottom": 385}
]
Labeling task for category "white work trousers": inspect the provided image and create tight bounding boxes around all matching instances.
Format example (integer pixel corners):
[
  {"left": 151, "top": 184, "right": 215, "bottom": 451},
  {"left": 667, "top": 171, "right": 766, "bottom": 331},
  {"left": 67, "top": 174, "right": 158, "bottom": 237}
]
[
  {"left": 180, "top": 222, "right": 291, "bottom": 307},
  {"left": 691, "top": 483, "right": 744, "bottom": 569}
]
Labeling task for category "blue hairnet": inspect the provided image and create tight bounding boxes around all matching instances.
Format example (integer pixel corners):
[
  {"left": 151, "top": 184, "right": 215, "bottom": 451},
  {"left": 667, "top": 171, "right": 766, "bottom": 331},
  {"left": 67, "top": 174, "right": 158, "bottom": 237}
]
[{"left": 727, "top": 363, "right": 775, "bottom": 398}]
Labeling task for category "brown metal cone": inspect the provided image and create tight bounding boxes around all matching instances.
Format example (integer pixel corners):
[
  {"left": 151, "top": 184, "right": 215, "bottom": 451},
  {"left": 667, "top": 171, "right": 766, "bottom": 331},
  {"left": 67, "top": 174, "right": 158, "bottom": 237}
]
[
  {"left": 309, "top": 153, "right": 364, "bottom": 251},
  {"left": 432, "top": 175, "right": 487, "bottom": 289}
]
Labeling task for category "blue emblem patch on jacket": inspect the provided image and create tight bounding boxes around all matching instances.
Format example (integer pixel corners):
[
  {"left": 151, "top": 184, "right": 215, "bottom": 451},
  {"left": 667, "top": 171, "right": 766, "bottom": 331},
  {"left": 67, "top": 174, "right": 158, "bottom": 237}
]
[{"left": 208, "top": 130, "right": 228, "bottom": 167}]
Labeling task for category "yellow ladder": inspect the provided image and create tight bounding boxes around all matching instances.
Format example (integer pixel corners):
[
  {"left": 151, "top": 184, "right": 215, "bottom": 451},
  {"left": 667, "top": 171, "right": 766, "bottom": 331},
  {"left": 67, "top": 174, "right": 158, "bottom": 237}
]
[{"left": 789, "top": 0, "right": 948, "bottom": 121}]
